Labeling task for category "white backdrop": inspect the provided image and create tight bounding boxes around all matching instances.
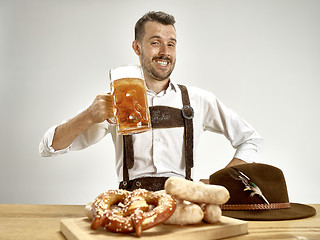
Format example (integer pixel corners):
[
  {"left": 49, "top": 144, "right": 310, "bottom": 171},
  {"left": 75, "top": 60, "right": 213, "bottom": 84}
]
[{"left": 1, "top": 0, "right": 319, "bottom": 205}]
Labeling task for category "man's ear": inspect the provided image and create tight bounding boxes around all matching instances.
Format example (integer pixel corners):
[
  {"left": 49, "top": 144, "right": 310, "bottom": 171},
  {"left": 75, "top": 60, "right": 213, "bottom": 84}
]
[{"left": 132, "top": 40, "right": 141, "bottom": 56}]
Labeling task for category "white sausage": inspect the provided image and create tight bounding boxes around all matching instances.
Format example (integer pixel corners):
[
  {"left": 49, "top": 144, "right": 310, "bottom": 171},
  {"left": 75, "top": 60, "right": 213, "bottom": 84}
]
[
  {"left": 85, "top": 202, "right": 94, "bottom": 220},
  {"left": 164, "top": 199, "right": 204, "bottom": 225},
  {"left": 202, "top": 204, "right": 222, "bottom": 223},
  {"left": 165, "top": 177, "right": 229, "bottom": 205}
]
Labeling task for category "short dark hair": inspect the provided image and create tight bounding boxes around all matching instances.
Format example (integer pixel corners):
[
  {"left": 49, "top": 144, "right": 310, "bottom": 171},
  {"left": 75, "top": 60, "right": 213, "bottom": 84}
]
[{"left": 134, "top": 11, "right": 176, "bottom": 42}]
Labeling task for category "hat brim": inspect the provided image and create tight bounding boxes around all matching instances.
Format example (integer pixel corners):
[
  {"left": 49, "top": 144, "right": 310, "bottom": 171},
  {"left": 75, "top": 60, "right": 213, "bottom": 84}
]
[{"left": 222, "top": 203, "right": 316, "bottom": 221}]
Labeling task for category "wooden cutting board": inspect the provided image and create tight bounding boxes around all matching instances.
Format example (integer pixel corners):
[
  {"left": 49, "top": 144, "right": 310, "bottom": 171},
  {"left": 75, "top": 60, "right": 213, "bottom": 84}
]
[{"left": 60, "top": 216, "right": 248, "bottom": 240}]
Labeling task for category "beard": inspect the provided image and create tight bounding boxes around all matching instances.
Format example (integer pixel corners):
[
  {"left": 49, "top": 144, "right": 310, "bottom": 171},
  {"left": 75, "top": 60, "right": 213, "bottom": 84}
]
[{"left": 140, "top": 51, "right": 176, "bottom": 82}]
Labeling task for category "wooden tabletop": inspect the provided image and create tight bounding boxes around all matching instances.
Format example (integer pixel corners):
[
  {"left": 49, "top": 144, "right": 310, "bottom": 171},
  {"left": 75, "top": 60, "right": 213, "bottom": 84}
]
[{"left": 0, "top": 204, "right": 319, "bottom": 239}]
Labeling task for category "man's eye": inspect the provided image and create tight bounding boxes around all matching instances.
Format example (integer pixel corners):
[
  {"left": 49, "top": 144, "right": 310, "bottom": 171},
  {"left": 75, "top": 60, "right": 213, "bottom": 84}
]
[{"left": 151, "top": 41, "right": 159, "bottom": 46}]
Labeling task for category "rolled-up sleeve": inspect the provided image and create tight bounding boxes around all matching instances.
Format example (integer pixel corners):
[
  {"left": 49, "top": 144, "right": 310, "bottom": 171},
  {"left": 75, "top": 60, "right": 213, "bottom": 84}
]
[
  {"left": 39, "top": 121, "right": 110, "bottom": 157},
  {"left": 39, "top": 125, "right": 71, "bottom": 157}
]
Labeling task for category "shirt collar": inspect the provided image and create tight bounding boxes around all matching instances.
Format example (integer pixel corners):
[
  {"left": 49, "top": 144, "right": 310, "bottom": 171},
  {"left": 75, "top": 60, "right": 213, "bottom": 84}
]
[{"left": 146, "top": 79, "right": 178, "bottom": 96}]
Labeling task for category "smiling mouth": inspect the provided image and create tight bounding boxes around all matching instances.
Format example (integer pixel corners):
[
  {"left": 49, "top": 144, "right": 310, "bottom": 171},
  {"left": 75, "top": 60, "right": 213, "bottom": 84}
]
[
  {"left": 156, "top": 60, "right": 169, "bottom": 67},
  {"left": 154, "top": 57, "right": 170, "bottom": 67}
]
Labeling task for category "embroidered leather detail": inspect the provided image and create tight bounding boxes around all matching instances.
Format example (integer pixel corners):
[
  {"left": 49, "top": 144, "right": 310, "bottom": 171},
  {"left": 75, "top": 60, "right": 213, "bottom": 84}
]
[{"left": 150, "top": 106, "right": 184, "bottom": 129}]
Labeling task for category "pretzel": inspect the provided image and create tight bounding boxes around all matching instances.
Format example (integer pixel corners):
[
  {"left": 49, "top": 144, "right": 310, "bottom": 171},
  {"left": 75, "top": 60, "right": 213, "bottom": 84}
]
[
  {"left": 86, "top": 189, "right": 176, "bottom": 237},
  {"left": 165, "top": 177, "right": 229, "bottom": 205}
]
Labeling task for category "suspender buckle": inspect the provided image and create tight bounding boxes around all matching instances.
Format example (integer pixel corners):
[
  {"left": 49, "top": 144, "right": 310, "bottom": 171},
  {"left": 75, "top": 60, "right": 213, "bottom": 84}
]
[{"left": 182, "top": 105, "right": 194, "bottom": 120}]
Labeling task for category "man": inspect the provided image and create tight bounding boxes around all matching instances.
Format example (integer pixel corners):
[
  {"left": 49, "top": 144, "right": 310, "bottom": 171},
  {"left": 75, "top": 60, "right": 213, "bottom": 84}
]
[{"left": 39, "top": 11, "right": 263, "bottom": 191}]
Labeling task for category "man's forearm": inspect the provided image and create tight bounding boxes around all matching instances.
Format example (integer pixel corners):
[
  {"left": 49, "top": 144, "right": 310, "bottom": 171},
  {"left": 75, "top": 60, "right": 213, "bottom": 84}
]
[
  {"left": 51, "top": 109, "right": 94, "bottom": 151},
  {"left": 51, "top": 93, "right": 113, "bottom": 151}
]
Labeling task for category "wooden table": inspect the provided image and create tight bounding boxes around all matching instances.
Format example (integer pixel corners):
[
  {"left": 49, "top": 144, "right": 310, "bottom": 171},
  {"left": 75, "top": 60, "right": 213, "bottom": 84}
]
[{"left": 0, "top": 204, "right": 319, "bottom": 239}]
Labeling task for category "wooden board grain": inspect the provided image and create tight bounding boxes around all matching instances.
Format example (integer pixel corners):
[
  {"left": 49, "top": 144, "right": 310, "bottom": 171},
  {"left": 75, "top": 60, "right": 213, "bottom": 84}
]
[{"left": 60, "top": 216, "right": 248, "bottom": 240}]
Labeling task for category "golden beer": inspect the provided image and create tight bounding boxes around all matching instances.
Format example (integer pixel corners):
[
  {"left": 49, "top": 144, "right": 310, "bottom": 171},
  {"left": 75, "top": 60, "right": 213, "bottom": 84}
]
[{"left": 111, "top": 77, "right": 151, "bottom": 135}]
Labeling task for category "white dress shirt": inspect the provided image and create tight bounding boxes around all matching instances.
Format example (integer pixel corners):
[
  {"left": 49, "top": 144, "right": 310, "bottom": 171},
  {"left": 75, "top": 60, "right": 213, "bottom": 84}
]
[{"left": 39, "top": 80, "right": 263, "bottom": 182}]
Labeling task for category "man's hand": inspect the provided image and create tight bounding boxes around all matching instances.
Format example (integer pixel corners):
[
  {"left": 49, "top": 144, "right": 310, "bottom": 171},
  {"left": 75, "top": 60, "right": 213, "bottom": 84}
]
[
  {"left": 86, "top": 93, "right": 114, "bottom": 123},
  {"left": 51, "top": 93, "right": 113, "bottom": 151}
]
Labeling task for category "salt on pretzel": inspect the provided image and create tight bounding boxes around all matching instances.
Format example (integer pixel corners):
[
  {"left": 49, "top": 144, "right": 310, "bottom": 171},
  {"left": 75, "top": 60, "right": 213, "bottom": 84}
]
[
  {"left": 165, "top": 177, "right": 229, "bottom": 205},
  {"left": 86, "top": 189, "right": 176, "bottom": 237}
]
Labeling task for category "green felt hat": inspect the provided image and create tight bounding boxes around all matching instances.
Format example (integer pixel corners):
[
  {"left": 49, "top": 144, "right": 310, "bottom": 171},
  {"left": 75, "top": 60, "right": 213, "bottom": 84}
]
[{"left": 209, "top": 163, "right": 316, "bottom": 220}]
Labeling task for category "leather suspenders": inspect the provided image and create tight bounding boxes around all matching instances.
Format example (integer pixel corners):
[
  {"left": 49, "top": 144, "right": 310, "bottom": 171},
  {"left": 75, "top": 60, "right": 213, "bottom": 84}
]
[
  {"left": 179, "top": 85, "right": 194, "bottom": 180},
  {"left": 122, "top": 84, "right": 194, "bottom": 186}
]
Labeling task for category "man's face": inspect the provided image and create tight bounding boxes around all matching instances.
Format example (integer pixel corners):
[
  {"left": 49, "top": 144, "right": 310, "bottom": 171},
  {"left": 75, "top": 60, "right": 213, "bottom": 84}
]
[{"left": 136, "top": 21, "right": 177, "bottom": 82}]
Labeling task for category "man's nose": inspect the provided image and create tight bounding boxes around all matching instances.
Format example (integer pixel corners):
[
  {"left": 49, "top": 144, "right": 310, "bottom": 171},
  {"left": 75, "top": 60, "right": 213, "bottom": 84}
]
[{"left": 158, "top": 44, "right": 169, "bottom": 56}]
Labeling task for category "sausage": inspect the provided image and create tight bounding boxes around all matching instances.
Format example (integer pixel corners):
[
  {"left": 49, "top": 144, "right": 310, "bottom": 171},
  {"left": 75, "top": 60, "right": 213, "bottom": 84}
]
[
  {"left": 85, "top": 202, "right": 94, "bottom": 220},
  {"left": 165, "top": 177, "right": 229, "bottom": 205},
  {"left": 164, "top": 199, "right": 204, "bottom": 225},
  {"left": 202, "top": 204, "right": 222, "bottom": 223}
]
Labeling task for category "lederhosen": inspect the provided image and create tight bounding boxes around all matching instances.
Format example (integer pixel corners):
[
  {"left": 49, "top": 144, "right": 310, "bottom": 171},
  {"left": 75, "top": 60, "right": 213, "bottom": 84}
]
[{"left": 119, "top": 85, "right": 194, "bottom": 191}]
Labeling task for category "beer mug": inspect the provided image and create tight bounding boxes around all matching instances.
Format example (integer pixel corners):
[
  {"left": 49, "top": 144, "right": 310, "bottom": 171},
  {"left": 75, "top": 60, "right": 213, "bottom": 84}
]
[{"left": 109, "top": 64, "right": 152, "bottom": 135}]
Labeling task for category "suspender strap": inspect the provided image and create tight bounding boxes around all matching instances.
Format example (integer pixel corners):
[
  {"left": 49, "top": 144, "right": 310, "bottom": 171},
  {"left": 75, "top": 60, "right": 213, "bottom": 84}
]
[
  {"left": 178, "top": 84, "right": 194, "bottom": 180},
  {"left": 122, "top": 135, "right": 133, "bottom": 186}
]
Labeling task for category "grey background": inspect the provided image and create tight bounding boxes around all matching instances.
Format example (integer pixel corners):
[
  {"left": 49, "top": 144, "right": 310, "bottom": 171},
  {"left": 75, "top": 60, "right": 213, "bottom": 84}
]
[{"left": 1, "top": 0, "right": 319, "bottom": 204}]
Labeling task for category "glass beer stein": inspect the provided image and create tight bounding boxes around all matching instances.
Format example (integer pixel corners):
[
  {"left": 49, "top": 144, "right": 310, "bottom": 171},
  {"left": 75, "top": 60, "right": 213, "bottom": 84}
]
[{"left": 109, "top": 64, "right": 151, "bottom": 135}]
